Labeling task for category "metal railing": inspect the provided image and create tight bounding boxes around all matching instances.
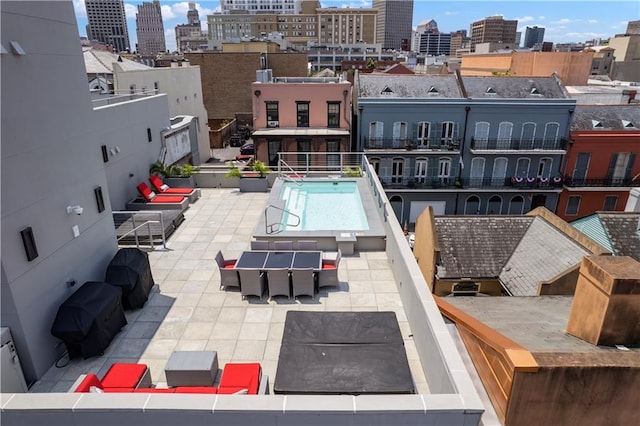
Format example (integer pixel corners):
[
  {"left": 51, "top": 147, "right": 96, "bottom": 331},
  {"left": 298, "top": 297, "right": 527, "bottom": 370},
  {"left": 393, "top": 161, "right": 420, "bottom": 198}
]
[
  {"left": 113, "top": 211, "right": 167, "bottom": 249},
  {"left": 564, "top": 176, "right": 636, "bottom": 187},
  {"left": 364, "top": 137, "right": 461, "bottom": 151},
  {"left": 470, "top": 137, "right": 568, "bottom": 151},
  {"left": 278, "top": 159, "right": 303, "bottom": 185},
  {"left": 264, "top": 204, "right": 301, "bottom": 234},
  {"left": 276, "top": 152, "right": 364, "bottom": 177}
]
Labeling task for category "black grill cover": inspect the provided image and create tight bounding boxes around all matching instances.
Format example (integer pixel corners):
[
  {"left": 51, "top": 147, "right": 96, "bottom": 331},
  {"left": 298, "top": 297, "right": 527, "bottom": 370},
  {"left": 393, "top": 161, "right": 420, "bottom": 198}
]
[
  {"left": 51, "top": 281, "right": 127, "bottom": 359},
  {"left": 105, "top": 248, "right": 154, "bottom": 309}
]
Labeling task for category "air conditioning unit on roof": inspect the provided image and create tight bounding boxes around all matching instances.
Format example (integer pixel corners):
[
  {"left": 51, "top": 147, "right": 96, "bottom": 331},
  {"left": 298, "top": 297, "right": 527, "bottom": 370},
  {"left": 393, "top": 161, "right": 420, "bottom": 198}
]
[{"left": 267, "top": 120, "right": 279, "bottom": 128}]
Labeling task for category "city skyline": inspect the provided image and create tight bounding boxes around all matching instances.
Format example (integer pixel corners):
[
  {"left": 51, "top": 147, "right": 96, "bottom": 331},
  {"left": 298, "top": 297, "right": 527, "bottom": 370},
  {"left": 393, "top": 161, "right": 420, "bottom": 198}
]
[{"left": 73, "top": 0, "right": 639, "bottom": 52}]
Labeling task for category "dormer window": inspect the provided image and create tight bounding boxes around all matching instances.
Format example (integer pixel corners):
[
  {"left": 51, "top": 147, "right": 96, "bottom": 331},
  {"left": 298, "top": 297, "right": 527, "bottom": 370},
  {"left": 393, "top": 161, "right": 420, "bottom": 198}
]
[
  {"left": 485, "top": 87, "right": 496, "bottom": 95},
  {"left": 428, "top": 86, "right": 438, "bottom": 94},
  {"left": 622, "top": 120, "right": 635, "bottom": 128},
  {"left": 530, "top": 87, "right": 541, "bottom": 95},
  {"left": 591, "top": 120, "right": 603, "bottom": 129},
  {"left": 381, "top": 86, "right": 394, "bottom": 95}
]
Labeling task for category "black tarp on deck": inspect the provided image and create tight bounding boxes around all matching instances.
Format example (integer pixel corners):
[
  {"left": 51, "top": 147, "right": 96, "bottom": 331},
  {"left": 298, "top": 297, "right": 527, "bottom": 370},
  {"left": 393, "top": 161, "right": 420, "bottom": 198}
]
[
  {"left": 274, "top": 311, "right": 415, "bottom": 395},
  {"left": 51, "top": 281, "right": 127, "bottom": 359},
  {"left": 105, "top": 248, "right": 154, "bottom": 309}
]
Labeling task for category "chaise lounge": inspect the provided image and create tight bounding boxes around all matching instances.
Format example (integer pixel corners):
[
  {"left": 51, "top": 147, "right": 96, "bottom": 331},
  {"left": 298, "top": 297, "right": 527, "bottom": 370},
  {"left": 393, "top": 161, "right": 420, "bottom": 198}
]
[
  {"left": 127, "top": 183, "right": 189, "bottom": 211},
  {"left": 149, "top": 174, "right": 201, "bottom": 203}
]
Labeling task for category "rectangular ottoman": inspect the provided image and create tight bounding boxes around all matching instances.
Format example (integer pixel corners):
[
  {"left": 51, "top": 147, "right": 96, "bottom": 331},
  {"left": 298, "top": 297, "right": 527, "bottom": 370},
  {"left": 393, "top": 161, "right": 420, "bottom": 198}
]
[{"left": 165, "top": 351, "right": 218, "bottom": 387}]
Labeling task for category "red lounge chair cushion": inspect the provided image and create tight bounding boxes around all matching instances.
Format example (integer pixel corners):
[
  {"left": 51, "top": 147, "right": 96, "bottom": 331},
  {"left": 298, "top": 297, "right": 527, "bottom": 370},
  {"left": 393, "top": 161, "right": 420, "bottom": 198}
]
[
  {"left": 174, "top": 387, "right": 218, "bottom": 394},
  {"left": 149, "top": 195, "right": 185, "bottom": 203},
  {"left": 101, "top": 363, "right": 148, "bottom": 389},
  {"left": 223, "top": 264, "right": 236, "bottom": 269},
  {"left": 149, "top": 175, "right": 194, "bottom": 194},
  {"left": 75, "top": 373, "right": 102, "bottom": 392},
  {"left": 223, "top": 260, "right": 237, "bottom": 269},
  {"left": 219, "top": 363, "right": 261, "bottom": 395},
  {"left": 322, "top": 261, "right": 336, "bottom": 269},
  {"left": 133, "top": 388, "right": 175, "bottom": 393}
]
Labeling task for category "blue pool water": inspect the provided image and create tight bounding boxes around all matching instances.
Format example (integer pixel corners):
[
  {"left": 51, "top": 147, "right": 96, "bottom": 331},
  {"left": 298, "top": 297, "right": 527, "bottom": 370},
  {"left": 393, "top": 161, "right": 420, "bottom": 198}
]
[{"left": 279, "top": 181, "right": 369, "bottom": 231}]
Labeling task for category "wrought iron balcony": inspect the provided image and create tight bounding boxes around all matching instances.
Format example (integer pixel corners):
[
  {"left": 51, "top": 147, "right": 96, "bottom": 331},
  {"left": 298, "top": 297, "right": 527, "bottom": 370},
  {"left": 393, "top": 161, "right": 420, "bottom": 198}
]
[
  {"left": 470, "top": 137, "right": 567, "bottom": 151},
  {"left": 461, "top": 176, "right": 563, "bottom": 189},
  {"left": 364, "top": 137, "right": 461, "bottom": 151},
  {"left": 563, "top": 176, "right": 635, "bottom": 187},
  {"left": 380, "top": 176, "right": 457, "bottom": 189}
]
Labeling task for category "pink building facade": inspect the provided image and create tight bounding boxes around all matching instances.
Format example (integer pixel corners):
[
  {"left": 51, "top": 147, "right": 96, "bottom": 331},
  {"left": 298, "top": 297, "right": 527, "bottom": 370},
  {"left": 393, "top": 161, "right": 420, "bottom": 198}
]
[{"left": 251, "top": 78, "right": 352, "bottom": 170}]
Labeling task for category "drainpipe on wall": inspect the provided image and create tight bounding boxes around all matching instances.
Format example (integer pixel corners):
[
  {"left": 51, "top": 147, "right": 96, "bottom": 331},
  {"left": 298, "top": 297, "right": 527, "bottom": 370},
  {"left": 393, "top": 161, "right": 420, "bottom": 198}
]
[{"left": 454, "top": 105, "right": 471, "bottom": 214}]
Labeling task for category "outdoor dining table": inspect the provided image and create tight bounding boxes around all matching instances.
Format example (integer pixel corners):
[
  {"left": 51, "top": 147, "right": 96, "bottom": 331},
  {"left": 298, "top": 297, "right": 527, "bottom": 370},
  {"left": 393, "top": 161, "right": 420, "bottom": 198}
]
[
  {"left": 235, "top": 251, "right": 269, "bottom": 269},
  {"left": 263, "top": 251, "right": 295, "bottom": 269},
  {"left": 235, "top": 251, "right": 322, "bottom": 271}
]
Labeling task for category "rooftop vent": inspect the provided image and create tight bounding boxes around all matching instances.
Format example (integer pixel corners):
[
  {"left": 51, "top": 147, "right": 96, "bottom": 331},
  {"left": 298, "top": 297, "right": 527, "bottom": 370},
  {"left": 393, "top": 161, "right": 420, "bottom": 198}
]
[{"left": 591, "top": 120, "right": 604, "bottom": 129}]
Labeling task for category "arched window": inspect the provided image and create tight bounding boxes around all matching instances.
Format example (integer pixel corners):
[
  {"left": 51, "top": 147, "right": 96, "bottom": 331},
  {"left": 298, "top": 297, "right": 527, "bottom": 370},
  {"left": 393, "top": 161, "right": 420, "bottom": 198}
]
[
  {"left": 415, "top": 158, "right": 428, "bottom": 183},
  {"left": 497, "top": 122, "right": 513, "bottom": 148},
  {"left": 368, "top": 121, "right": 383, "bottom": 148},
  {"left": 389, "top": 195, "right": 403, "bottom": 224},
  {"left": 368, "top": 157, "right": 380, "bottom": 175},
  {"left": 492, "top": 157, "right": 508, "bottom": 186},
  {"left": 438, "top": 158, "right": 451, "bottom": 183},
  {"left": 544, "top": 122, "right": 559, "bottom": 143},
  {"left": 391, "top": 157, "right": 404, "bottom": 183},
  {"left": 393, "top": 121, "right": 408, "bottom": 142},
  {"left": 520, "top": 122, "right": 536, "bottom": 148},
  {"left": 441, "top": 121, "right": 456, "bottom": 144},
  {"left": 470, "top": 157, "right": 485, "bottom": 186},
  {"left": 516, "top": 158, "right": 530, "bottom": 179},
  {"left": 487, "top": 195, "right": 503, "bottom": 214},
  {"left": 508, "top": 195, "right": 524, "bottom": 214},
  {"left": 474, "top": 122, "right": 490, "bottom": 149},
  {"left": 464, "top": 195, "right": 480, "bottom": 215}
]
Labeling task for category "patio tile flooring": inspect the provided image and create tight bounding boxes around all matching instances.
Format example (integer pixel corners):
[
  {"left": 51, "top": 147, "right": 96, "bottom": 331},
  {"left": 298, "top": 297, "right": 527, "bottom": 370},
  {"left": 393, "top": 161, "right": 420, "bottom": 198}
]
[{"left": 33, "top": 188, "right": 429, "bottom": 394}]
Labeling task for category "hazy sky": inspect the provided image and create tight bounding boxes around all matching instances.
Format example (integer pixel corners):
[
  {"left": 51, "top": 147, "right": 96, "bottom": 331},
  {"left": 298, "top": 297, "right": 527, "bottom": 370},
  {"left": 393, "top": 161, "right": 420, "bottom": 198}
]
[{"left": 73, "top": 0, "right": 639, "bottom": 51}]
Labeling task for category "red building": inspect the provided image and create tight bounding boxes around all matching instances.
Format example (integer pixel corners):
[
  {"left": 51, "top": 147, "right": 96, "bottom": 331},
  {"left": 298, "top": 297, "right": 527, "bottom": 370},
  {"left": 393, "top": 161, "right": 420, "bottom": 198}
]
[{"left": 556, "top": 104, "right": 640, "bottom": 220}]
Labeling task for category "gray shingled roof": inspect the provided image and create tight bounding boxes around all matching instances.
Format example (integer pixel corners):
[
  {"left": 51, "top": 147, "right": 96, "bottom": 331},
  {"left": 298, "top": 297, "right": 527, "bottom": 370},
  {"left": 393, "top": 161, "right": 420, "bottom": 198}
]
[
  {"left": 499, "top": 217, "right": 590, "bottom": 296},
  {"left": 462, "top": 76, "right": 567, "bottom": 99},
  {"left": 598, "top": 212, "right": 640, "bottom": 261},
  {"left": 570, "top": 104, "right": 640, "bottom": 131},
  {"left": 83, "top": 48, "right": 152, "bottom": 74},
  {"left": 434, "top": 216, "right": 533, "bottom": 278},
  {"left": 357, "top": 74, "right": 462, "bottom": 98}
]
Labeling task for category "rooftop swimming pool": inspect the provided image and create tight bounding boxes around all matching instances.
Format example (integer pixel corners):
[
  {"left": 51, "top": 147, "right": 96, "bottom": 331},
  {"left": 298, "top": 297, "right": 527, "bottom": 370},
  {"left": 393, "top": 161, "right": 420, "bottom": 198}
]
[{"left": 279, "top": 181, "right": 369, "bottom": 231}]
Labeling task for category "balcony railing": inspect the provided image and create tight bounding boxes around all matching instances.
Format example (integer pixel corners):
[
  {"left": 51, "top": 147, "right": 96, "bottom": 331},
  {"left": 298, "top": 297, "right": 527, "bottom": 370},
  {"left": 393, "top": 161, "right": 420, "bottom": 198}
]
[
  {"left": 470, "top": 138, "right": 567, "bottom": 151},
  {"left": 364, "top": 137, "right": 461, "bottom": 151},
  {"left": 378, "top": 175, "right": 564, "bottom": 190},
  {"left": 564, "top": 176, "right": 635, "bottom": 187}
]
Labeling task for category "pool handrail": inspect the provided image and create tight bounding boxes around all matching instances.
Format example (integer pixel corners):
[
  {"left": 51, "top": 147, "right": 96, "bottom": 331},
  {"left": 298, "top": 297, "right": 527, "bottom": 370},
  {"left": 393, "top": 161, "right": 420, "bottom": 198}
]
[
  {"left": 278, "top": 159, "right": 304, "bottom": 185},
  {"left": 264, "top": 204, "right": 301, "bottom": 234}
]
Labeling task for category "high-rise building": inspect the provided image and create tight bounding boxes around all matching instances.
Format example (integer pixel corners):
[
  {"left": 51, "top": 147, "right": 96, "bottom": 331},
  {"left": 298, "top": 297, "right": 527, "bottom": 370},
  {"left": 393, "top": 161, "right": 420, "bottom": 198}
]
[
  {"left": 136, "top": 0, "right": 166, "bottom": 55},
  {"left": 220, "top": 0, "right": 304, "bottom": 14},
  {"left": 470, "top": 15, "right": 517, "bottom": 51},
  {"left": 523, "top": 26, "right": 545, "bottom": 48},
  {"left": 176, "top": 1, "right": 208, "bottom": 52},
  {"left": 450, "top": 29, "right": 469, "bottom": 56},
  {"left": 317, "top": 8, "right": 378, "bottom": 45},
  {"left": 372, "top": 0, "right": 414, "bottom": 50},
  {"left": 85, "top": 0, "right": 131, "bottom": 53},
  {"left": 627, "top": 19, "right": 640, "bottom": 35}
]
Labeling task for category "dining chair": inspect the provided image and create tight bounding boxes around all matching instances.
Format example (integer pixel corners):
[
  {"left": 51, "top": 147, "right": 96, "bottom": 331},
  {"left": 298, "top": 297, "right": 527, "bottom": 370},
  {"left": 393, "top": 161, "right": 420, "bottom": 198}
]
[
  {"left": 267, "top": 268, "right": 291, "bottom": 299},
  {"left": 297, "top": 240, "right": 317, "bottom": 251},
  {"left": 273, "top": 241, "right": 293, "bottom": 251},
  {"left": 292, "top": 268, "right": 315, "bottom": 299},
  {"left": 250, "top": 240, "right": 269, "bottom": 250},
  {"left": 238, "top": 269, "right": 265, "bottom": 299},
  {"left": 215, "top": 250, "right": 240, "bottom": 290},
  {"left": 318, "top": 249, "right": 341, "bottom": 289}
]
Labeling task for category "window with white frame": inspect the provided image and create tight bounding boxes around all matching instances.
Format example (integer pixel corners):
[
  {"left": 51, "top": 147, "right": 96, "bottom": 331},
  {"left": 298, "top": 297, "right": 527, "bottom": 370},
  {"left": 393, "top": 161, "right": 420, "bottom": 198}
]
[
  {"left": 393, "top": 121, "right": 408, "bottom": 142},
  {"left": 492, "top": 158, "right": 508, "bottom": 185},
  {"left": 441, "top": 121, "right": 455, "bottom": 144},
  {"left": 566, "top": 196, "right": 581, "bottom": 215},
  {"left": 417, "top": 122, "right": 430, "bottom": 147},
  {"left": 521, "top": 122, "right": 536, "bottom": 144},
  {"left": 391, "top": 158, "right": 404, "bottom": 183},
  {"left": 415, "top": 158, "right": 428, "bottom": 183},
  {"left": 610, "top": 152, "right": 634, "bottom": 180},
  {"left": 369, "top": 121, "right": 383, "bottom": 141},
  {"left": 438, "top": 158, "right": 451, "bottom": 182},
  {"left": 470, "top": 157, "right": 485, "bottom": 185},
  {"left": 544, "top": 122, "right": 559, "bottom": 143},
  {"left": 538, "top": 158, "right": 552, "bottom": 178},
  {"left": 516, "top": 158, "right": 530, "bottom": 178},
  {"left": 497, "top": 122, "right": 513, "bottom": 148},
  {"left": 369, "top": 158, "right": 380, "bottom": 175},
  {"left": 474, "top": 122, "right": 489, "bottom": 148}
]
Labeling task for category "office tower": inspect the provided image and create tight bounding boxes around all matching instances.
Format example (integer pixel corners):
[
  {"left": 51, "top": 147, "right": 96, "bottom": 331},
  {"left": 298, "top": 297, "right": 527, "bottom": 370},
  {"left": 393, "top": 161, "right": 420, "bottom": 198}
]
[
  {"left": 450, "top": 30, "right": 469, "bottom": 55},
  {"left": 220, "top": 0, "right": 304, "bottom": 15},
  {"left": 627, "top": 20, "right": 640, "bottom": 35},
  {"left": 136, "top": 0, "right": 166, "bottom": 54},
  {"left": 85, "top": 0, "right": 131, "bottom": 53},
  {"left": 524, "top": 26, "right": 545, "bottom": 48},
  {"left": 470, "top": 15, "right": 517, "bottom": 51},
  {"left": 176, "top": 1, "right": 208, "bottom": 53},
  {"left": 372, "top": 0, "right": 414, "bottom": 50}
]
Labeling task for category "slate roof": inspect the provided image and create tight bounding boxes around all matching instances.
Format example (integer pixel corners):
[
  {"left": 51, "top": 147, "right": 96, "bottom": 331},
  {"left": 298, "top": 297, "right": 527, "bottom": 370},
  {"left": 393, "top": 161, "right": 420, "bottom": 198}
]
[
  {"left": 499, "top": 217, "right": 590, "bottom": 296},
  {"left": 573, "top": 212, "right": 640, "bottom": 261},
  {"left": 357, "top": 74, "right": 462, "bottom": 99},
  {"left": 461, "top": 75, "right": 568, "bottom": 99},
  {"left": 570, "top": 104, "right": 640, "bottom": 131},
  {"left": 434, "top": 216, "right": 533, "bottom": 278},
  {"left": 83, "top": 48, "right": 152, "bottom": 74}
]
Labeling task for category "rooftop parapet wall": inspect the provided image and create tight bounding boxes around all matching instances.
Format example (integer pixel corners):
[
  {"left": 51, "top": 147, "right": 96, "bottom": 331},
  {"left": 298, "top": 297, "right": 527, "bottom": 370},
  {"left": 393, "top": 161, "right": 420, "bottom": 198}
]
[{"left": 566, "top": 255, "right": 640, "bottom": 346}]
